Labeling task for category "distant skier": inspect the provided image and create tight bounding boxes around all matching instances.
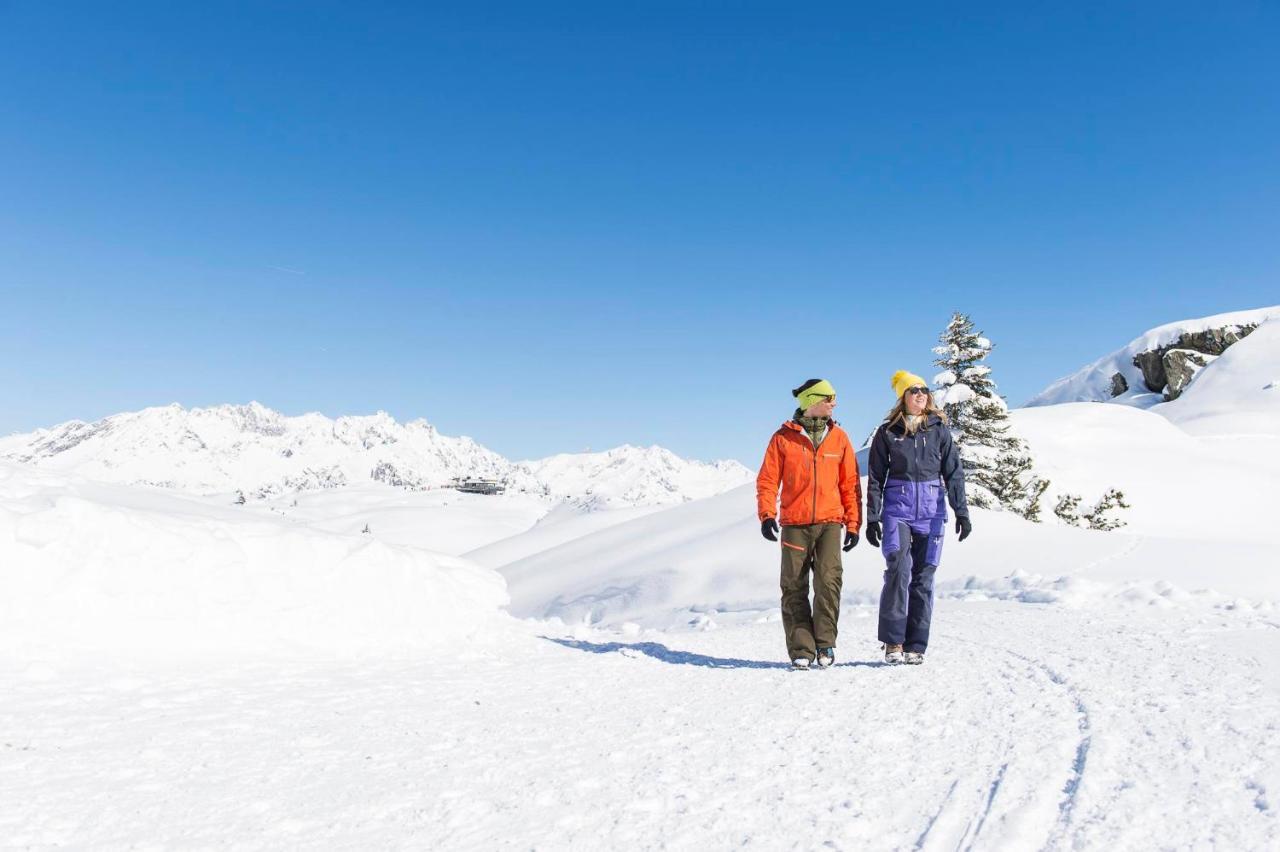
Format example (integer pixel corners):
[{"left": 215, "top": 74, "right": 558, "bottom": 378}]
[
  {"left": 865, "top": 371, "right": 971, "bottom": 665},
  {"left": 756, "top": 379, "right": 862, "bottom": 670}
]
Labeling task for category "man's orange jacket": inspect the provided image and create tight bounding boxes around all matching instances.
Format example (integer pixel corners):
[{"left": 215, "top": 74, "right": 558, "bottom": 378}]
[{"left": 756, "top": 420, "right": 863, "bottom": 532}]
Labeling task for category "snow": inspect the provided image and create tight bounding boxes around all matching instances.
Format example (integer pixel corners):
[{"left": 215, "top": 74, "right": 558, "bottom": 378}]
[
  {"left": 0, "top": 461, "right": 509, "bottom": 662},
  {"left": 935, "top": 380, "right": 976, "bottom": 407},
  {"left": 6, "top": 313, "right": 1280, "bottom": 848},
  {"left": 1026, "top": 305, "right": 1280, "bottom": 408},
  {"left": 0, "top": 402, "right": 750, "bottom": 508},
  {"left": 1155, "top": 316, "right": 1280, "bottom": 436},
  {"left": 514, "top": 444, "right": 752, "bottom": 509},
  {"left": 261, "top": 486, "right": 555, "bottom": 555},
  {"left": 6, "top": 604, "right": 1277, "bottom": 849}
]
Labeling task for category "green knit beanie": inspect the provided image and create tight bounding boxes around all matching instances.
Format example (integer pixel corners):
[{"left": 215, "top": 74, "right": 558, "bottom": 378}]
[{"left": 793, "top": 378, "right": 837, "bottom": 412}]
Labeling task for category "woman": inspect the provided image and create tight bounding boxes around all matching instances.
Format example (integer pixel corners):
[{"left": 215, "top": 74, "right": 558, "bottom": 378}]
[{"left": 865, "top": 370, "right": 971, "bottom": 665}]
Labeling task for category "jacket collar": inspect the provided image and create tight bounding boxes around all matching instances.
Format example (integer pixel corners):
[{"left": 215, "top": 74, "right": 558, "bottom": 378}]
[
  {"left": 886, "top": 413, "right": 942, "bottom": 436},
  {"left": 782, "top": 418, "right": 840, "bottom": 433}
]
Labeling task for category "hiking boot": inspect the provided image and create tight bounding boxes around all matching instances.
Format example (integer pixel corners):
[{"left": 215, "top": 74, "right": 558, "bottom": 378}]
[
  {"left": 816, "top": 647, "right": 835, "bottom": 668},
  {"left": 791, "top": 657, "right": 812, "bottom": 670},
  {"left": 884, "top": 643, "right": 905, "bottom": 665},
  {"left": 904, "top": 651, "right": 925, "bottom": 665}
]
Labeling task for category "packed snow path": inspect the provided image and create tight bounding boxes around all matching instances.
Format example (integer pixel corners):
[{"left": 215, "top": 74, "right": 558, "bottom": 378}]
[{"left": 5, "top": 601, "right": 1278, "bottom": 850}]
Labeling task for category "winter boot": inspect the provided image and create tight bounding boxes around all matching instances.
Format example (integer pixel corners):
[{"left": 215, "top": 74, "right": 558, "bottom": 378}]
[
  {"left": 884, "top": 643, "right": 905, "bottom": 665},
  {"left": 791, "top": 657, "right": 812, "bottom": 671},
  {"left": 904, "top": 651, "right": 924, "bottom": 665},
  {"left": 816, "top": 648, "right": 835, "bottom": 668}
]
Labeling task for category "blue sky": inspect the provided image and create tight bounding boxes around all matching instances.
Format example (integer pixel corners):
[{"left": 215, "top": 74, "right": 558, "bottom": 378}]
[{"left": 2, "top": 2, "right": 1277, "bottom": 464}]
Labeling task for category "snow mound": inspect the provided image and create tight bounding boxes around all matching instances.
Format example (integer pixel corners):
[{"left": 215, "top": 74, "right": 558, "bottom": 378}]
[
  {"left": 0, "top": 461, "right": 509, "bottom": 661},
  {"left": 495, "top": 478, "right": 1276, "bottom": 629},
  {"left": 465, "top": 501, "right": 666, "bottom": 568},
  {"left": 1026, "top": 305, "right": 1280, "bottom": 409},
  {"left": 1156, "top": 317, "right": 1280, "bottom": 436}
]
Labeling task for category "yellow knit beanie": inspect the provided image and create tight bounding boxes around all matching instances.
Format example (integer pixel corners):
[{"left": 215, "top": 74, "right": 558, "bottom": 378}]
[
  {"left": 891, "top": 370, "right": 928, "bottom": 400},
  {"left": 793, "top": 378, "right": 837, "bottom": 412}
]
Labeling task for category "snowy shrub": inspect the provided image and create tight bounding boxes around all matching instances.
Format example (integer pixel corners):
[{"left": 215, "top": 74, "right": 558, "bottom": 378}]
[
  {"left": 1083, "top": 488, "right": 1130, "bottom": 531},
  {"left": 1054, "top": 489, "right": 1130, "bottom": 531}
]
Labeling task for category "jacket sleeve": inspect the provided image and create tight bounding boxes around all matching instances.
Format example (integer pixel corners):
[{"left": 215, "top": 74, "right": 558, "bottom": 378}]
[
  {"left": 839, "top": 433, "right": 862, "bottom": 532},
  {"left": 866, "top": 425, "right": 889, "bottom": 523},
  {"left": 940, "top": 426, "right": 969, "bottom": 519},
  {"left": 755, "top": 433, "right": 783, "bottom": 521}
]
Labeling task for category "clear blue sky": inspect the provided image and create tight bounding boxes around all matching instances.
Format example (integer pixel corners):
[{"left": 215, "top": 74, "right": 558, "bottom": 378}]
[{"left": 2, "top": 2, "right": 1277, "bottom": 463}]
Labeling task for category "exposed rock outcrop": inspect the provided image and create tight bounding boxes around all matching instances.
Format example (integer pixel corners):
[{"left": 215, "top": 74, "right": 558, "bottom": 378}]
[
  {"left": 1162, "top": 349, "right": 1217, "bottom": 400},
  {"left": 1131, "top": 323, "right": 1257, "bottom": 398},
  {"left": 1109, "top": 372, "right": 1128, "bottom": 397}
]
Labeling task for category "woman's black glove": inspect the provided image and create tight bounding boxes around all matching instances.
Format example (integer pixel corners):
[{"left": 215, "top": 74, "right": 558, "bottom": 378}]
[
  {"left": 865, "top": 521, "right": 882, "bottom": 548},
  {"left": 761, "top": 518, "right": 779, "bottom": 541},
  {"left": 843, "top": 531, "right": 858, "bottom": 551},
  {"left": 956, "top": 516, "right": 972, "bottom": 541}
]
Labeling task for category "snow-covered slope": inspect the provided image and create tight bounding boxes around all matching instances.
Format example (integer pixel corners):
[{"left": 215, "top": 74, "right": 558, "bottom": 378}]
[
  {"left": 497, "top": 396, "right": 1280, "bottom": 628},
  {"left": 0, "top": 403, "right": 750, "bottom": 508},
  {"left": 1026, "top": 305, "right": 1280, "bottom": 409},
  {"left": 465, "top": 500, "right": 667, "bottom": 568},
  {"left": 266, "top": 486, "right": 557, "bottom": 556},
  {"left": 0, "top": 460, "right": 510, "bottom": 661},
  {"left": 1156, "top": 316, "right": 1280, "bottom": 436},
  {"left": 515, "top": 444, "right": 752, "bottom": 510}
]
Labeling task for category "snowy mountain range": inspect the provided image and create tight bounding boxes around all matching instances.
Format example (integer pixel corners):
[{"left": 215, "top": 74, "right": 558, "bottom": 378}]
[{"left": 0, "top": 402, "right": 752, "bottom": 507}]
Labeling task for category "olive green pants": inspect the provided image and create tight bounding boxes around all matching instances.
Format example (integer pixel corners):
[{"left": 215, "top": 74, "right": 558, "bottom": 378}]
[{"left": 779, "top": 523, "right": 844, "bottom": 661}]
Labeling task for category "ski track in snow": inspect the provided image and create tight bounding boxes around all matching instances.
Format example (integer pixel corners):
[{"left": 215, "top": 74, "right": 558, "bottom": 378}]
[{"left": 5, "top": 601, "right": 1278, "bottom": 850}]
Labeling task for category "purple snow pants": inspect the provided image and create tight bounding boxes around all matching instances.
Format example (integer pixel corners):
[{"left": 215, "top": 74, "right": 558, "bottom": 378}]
[{"left": 877, "top": 479, "right": 947, "bottom": 653}]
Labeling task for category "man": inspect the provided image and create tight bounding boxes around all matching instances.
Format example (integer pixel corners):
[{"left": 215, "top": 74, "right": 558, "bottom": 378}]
[{"left": 756, "top": 378, "right": 862, "bottom": 669}]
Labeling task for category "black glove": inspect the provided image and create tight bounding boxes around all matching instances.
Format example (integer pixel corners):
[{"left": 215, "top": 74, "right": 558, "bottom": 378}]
[
  {"left": 761, "top": 518, "right": 779, "bottom": 541},
  {"left": 843, "top": 531, "right": 859, "bottom": 552},
  {"left": 865, "top": 521, "right": 881, "bottom": 548},
  {"left": 956, "top": 516, "right": 972, "bottom": 542}
]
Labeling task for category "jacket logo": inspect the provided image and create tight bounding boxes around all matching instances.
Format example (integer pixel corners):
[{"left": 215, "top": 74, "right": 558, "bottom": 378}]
[{"left": 823, "top": 453, "right": 840, "bottom": 458}]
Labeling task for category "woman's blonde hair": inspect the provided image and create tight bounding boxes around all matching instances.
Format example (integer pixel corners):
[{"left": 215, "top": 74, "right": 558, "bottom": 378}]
[{"left": 883, "top": 390, "right": 948, "bottom": 434}]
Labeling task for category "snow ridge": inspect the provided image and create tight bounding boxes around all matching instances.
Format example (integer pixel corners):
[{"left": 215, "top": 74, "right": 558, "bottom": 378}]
[{"left": 0, "top": 403, "right": 751, "bottom": 507}]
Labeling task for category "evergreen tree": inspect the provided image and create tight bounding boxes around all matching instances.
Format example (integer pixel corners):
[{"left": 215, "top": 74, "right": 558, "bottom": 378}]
[{"left": 932, "top": 312, "right": 1047, "bottom": 518}]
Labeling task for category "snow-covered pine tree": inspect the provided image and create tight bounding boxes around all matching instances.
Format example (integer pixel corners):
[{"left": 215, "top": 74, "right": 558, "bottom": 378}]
[{"left": 932, "top": 312, "right": 1049, "bottom": 519}]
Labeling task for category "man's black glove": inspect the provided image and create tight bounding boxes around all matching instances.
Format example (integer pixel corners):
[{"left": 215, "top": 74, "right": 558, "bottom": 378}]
[
  {"left": 843, "top": 531, "right": 858, "bottom": 551},
  {"left": 865, "top": 521, "right": 881, "bottom": 548},
  {"left": 761, "top": 518, "right": 779, "bottom": 541},
  {"left": 956, "top": 516, "right": 972, "bottom": 542}
]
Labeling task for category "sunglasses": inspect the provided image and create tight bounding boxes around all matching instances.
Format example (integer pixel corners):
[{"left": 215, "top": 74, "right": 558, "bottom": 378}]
[{"left": 905, "top": 386, "right": 930, "bottom": 396}]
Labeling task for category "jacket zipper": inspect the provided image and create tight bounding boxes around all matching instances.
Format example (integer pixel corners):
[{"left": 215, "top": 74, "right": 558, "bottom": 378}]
[{"left": 811, "top": 442, "right": 818, "bottom": 524}]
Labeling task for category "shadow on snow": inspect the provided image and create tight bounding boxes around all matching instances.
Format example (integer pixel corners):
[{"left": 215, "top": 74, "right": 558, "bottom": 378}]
[{"left": 544, "top": 637, "right": 890, "bottom": 670}]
